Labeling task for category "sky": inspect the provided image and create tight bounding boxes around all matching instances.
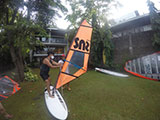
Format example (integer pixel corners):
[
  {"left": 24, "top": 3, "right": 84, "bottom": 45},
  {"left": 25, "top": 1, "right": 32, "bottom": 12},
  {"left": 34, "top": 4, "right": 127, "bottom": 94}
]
[{"left": 55, "top": 0, "right": 160, "bottom": 29}]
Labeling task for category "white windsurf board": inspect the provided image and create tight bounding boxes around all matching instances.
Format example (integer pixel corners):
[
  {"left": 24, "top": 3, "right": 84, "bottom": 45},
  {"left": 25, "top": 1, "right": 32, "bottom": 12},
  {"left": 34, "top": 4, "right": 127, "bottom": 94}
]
[
  {"left": 95, "top": 67, "right": 129, "bottom": 77},
  {"left": 44, "top": 86, "right": 68, "bottom": 120}
]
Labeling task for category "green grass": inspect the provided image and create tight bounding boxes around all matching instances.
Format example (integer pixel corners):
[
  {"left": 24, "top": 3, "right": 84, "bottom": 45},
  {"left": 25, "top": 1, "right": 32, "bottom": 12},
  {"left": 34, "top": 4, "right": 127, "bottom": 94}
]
[{"left": 1, "top": 68, "right": 160, "bottom": 120}]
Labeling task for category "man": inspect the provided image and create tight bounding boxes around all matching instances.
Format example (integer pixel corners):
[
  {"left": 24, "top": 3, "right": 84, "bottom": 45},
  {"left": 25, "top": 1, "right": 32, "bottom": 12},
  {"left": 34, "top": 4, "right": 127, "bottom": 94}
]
[
  {"left": 40, "top": 51, "right": 61, "bottom": 97},
  {"left": 58, "top": 54, "right": 71, "bottom": 91},
  {"left": 0, "top": 103, "right": 12, "bottom": 119}
]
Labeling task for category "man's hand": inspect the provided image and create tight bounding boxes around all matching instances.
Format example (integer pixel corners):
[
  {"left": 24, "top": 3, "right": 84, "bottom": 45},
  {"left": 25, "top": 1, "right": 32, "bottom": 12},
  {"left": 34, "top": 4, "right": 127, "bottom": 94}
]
[{"left": 60, "top": 63, "right": 63, "bottom": 67}]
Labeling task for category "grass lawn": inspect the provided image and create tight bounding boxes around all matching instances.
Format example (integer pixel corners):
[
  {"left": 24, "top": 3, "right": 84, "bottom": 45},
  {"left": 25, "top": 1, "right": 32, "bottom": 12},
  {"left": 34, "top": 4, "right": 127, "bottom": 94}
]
[{"left": 1, "top": 68, "right": 160, "bottom": 120}]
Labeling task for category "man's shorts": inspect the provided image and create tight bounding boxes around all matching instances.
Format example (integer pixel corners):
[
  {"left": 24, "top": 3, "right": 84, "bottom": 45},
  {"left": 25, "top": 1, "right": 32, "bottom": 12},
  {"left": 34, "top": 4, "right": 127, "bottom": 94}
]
[{"left": 40, "top": 72, "right": 49, "bottom": 81}]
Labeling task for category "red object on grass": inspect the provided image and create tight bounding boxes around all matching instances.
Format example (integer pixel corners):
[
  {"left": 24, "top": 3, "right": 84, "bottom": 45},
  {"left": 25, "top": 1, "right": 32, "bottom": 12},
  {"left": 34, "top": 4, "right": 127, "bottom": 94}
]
[{"left": 0, "top": 76, "right": 21, "bottom": 102}]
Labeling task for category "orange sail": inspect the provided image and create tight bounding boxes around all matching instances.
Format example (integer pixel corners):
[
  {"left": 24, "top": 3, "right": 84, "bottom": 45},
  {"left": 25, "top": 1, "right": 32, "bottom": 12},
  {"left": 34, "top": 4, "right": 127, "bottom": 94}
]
[
  {"left": 0, "top": 76, "right": 21, "bottom": 102},
  {"left": 55, "top": 20, "right": 93, "bottom": 89}
]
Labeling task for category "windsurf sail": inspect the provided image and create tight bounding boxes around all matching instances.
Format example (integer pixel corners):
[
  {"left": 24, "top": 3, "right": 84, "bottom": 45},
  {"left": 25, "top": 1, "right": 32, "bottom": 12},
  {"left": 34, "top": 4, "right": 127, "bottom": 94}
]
[
  {"left": 55, "top": 20, "right": 93, "bottom": 89},
  {"left": 0, "top": 76, "right": 21, "bottom": 102},
  {"left": 124, "top": 51, "right": 160, "bottom": 81}
]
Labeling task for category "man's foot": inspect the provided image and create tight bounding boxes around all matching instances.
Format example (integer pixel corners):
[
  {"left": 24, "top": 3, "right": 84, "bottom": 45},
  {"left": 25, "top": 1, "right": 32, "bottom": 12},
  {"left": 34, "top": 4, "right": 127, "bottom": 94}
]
[
  {"left": 62, "top": 86, "right": 65, "bottom": 90},
  {"left": 67, "top": 87, "right": 71, "bottom": 91},
  {"left": 48, "top": 91, "right": 54, "bottom": 98},
  {"left": 4, "top": 114, "right": 13, "bottom": 119},
  {"left": 49, "top": 94, "right": 54, "bottom": 98}
]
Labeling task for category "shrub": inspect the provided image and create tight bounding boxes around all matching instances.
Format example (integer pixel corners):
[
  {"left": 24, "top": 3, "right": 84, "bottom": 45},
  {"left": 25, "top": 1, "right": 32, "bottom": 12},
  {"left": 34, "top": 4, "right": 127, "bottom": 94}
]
[{"left": 24, "top": 67, "right": 38, "bottom": 82}]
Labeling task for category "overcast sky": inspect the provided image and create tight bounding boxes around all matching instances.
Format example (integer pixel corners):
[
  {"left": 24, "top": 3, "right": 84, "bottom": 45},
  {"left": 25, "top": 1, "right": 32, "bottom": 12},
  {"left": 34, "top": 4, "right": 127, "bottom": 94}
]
[
  {"left": 110, "top": 0, "right": 160, "bottom": 19},
  {"left": 56, "top": 0, "right": 160, "bottom": 29}
]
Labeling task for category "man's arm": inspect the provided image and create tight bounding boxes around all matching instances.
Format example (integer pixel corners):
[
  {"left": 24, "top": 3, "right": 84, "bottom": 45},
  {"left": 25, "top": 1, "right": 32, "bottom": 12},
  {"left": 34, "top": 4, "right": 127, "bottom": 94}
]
[
  {"left": 51, "top": 60, "right": 61, "bottom": 66},
  {"left": 44, "top": 58, "right": 59, "bottom": 69}
]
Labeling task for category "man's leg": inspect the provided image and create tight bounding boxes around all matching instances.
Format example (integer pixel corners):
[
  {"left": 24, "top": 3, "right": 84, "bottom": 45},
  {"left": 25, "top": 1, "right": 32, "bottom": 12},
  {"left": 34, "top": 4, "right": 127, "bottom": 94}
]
[
  {"left": 67, "top": 83, "right": 71, "bottom": 91},
  {"left": 45, "top": 77, "right": 54, "bottom": 98},
  {"left": 0, "top": 103, "right": 13, "bottom": 119},
  {"left": 0, "top": 103, "right": 5, "bottom": 115}
]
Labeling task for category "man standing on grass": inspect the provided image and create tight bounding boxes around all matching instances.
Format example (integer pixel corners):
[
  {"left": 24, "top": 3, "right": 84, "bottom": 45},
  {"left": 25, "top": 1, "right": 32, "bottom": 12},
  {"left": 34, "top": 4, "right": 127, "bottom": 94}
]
[
  {"left": 40, "top": 51, "right": 61, "bottom": 98},
  {"left": 58, "top": 54, "right": 71, "bottom": 91}
]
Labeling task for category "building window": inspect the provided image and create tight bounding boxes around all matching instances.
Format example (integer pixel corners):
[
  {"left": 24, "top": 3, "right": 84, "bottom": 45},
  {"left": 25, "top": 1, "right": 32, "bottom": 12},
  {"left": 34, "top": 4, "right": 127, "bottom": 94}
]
[
  {"left": 143, "top": 25, "right": 152, "bottom": 31},
  {"left": 50, "top": 38, "right": 56, "bottom": 43},
  {"left": 54, "top": 47, "right": 64, "bottom": 54}
]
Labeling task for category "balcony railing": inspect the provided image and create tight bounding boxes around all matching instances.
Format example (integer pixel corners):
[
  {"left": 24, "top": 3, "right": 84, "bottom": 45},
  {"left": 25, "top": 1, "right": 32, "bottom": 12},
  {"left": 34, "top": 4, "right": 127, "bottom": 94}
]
[
  {"left": 40, "top": 37, "right": 67, "bottom": 45},
  {"left": 33, "top": 53, "right": 64, "bottom": 57}
]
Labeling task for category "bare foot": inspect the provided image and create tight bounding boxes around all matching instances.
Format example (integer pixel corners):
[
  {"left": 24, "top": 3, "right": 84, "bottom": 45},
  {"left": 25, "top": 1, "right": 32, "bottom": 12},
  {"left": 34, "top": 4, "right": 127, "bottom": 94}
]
[
  {"left": 48, "top": 92, "right": 54, "bottom": 98},
  {"left": 4, "top": 114, "right": 13, "bottom": 119},
  {"left": 49, "top": 94, "right": 54, "bottom": 98},
  {"left": 62, "top": 86, "right": 65, "bottom": 90},
  {"left": 67, "top": 87, "right": 71, "bottom": 91}
]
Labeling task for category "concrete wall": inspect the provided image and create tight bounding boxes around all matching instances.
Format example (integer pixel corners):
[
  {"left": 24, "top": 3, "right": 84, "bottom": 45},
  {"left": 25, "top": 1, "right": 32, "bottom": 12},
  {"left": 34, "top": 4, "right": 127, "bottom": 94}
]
[{"left": 112, "top": 31, "right": 156, "bottom": 67}]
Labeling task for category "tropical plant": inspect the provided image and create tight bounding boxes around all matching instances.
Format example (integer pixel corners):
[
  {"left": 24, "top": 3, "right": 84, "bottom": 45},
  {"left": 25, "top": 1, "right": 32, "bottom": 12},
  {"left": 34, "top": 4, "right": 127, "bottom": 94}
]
[
  {"left": 65, "top": 0, "right": 117, "bottom": 67},
  {"left": 0, "top": 0, "right": 67, "bottom": 82},
  {"left": 147, "top": 0, "right": 160, "bottom": 50}
]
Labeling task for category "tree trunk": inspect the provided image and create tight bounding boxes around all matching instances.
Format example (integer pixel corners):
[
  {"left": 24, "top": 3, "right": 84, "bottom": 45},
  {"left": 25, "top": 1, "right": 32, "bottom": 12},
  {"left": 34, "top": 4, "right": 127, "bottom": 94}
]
[
  {"left": 99, "top": 41, "right": 104, "bottom": 66},
  {"left": 10, "top": 46, "right": 24, "bottom": 82}
]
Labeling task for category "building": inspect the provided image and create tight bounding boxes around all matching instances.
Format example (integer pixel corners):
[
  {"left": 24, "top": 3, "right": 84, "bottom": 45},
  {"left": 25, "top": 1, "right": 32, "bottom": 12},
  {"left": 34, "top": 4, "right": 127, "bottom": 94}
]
[
  {"left": 111, "top": 13, "right": 152, "bottom": 38},
  {"left": 110, "top": 12, "right": 157, "bottom": 66},
  {"left": 30, "top": 28, "right": 68, "bottom": 63},
  {"left": 114, "top": 10, "right": 140, "bottom": 24}
]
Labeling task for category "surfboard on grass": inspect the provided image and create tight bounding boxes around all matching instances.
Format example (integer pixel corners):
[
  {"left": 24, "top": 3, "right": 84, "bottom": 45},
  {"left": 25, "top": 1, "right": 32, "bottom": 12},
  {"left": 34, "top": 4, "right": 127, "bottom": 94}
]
[
  {"left": 44, "top": 86, "right": 68, "bottom": 120},
  {"left": 95, "top": 67, "right": 129, "bottom": 77},
  {"left": 124, "top": 52, "right": 160, "bottom": 81},
  {"left": 44, "top": 20, "right": 93, "bottom": 120}
]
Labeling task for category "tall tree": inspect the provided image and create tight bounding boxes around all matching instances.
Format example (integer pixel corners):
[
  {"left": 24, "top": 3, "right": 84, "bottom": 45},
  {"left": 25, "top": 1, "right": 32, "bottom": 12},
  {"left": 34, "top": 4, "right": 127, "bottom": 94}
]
[
  {"left": 147, "top": 0, "right": 160, "bottom": 50},
  {"left": 24, "top": 0, "right": 68, "bottom": 28},
  {"left": 66, "top": 0, "right": 117, "bottom": 67},
  {"left": 0, "top": 0, "right": 67, "bottom": 81}
]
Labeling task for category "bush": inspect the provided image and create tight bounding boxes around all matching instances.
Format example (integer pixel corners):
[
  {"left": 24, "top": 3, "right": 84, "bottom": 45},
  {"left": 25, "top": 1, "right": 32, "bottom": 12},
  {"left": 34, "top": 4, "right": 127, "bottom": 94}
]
[{"left": 24, "top": 67, "right": 38, "bottom": 82}]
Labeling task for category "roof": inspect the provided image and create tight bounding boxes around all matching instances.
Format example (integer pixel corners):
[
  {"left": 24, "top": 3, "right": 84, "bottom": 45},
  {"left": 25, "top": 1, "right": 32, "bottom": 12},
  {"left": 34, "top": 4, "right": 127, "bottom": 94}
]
[
  {"left": 110, "top": 13, "right": 150, "bottom": 33},
  {"left": 110, "top": 11, "right": 160, "bottom": 33}
]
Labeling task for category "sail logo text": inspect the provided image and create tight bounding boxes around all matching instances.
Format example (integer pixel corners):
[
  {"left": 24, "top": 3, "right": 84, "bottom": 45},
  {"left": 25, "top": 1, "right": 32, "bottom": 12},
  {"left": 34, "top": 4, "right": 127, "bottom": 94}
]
[{"left": 73, "top": 37, "right": 90, "bottom": 51}]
